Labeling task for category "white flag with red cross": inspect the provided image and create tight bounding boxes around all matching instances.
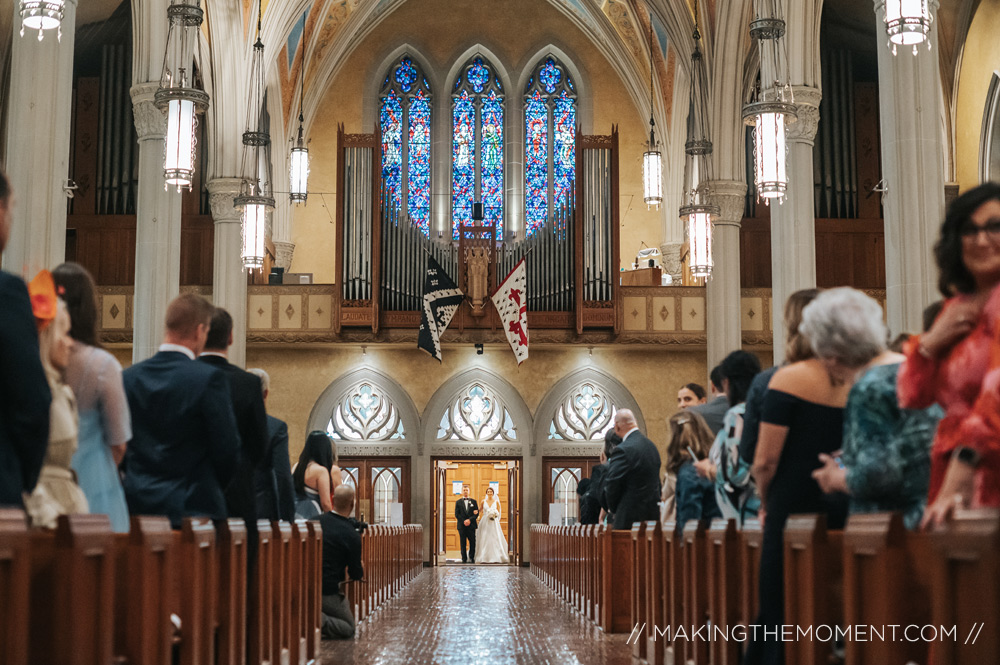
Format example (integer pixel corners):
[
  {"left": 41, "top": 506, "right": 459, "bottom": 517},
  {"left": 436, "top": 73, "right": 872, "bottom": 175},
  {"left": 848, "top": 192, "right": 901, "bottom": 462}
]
[{"left": 492, "top": 259, "right": 529, "bottom": 365}]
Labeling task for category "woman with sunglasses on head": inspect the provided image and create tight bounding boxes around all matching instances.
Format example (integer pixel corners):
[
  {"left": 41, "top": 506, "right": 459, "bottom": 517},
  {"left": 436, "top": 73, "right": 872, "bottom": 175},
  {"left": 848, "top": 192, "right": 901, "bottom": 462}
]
[{"left": 898, "top": 182, "right": 1000, "bottom": 528}]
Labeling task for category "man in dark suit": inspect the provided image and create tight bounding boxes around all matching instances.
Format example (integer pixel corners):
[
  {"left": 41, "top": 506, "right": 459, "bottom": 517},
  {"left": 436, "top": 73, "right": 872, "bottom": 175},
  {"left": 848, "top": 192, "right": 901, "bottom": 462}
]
[
  {"left": 198, "top": 308, "right": 269, "bottom": 527},
  {"left": 602, "top": 409, "right": 661, "bottom": 530},
  {"left": 454, "top": 485, "right": 479, "bottom": 563},
  {"left": 690, "top": 365, "right": 729, "bottom": 435},
  {"left": 248, "top": 368, "right": 295, "bottom": 521},
  {"left": 588, "top": 429, "right": 621, "bottom": 523},
  {"left": 0, "top": 169, "right": 52, "bottom": 507},
  {"left": 121, "top": 294, "right": 240, "bottom": 527}
]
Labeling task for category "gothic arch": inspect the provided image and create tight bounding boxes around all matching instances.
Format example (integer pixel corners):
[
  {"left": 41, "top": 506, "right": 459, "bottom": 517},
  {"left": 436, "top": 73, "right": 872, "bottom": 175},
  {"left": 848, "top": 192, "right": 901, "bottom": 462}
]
[
  {"left": 515, "top": 45, "right": 590, "bottom": 132},
  {"left": 421, "top": 369, "right": 533, "bottom": 457},
  {"left": 531, "top": 367, "right": 644, "bottom": 457},
  {"left": 361, "top": 45, "right": 439, "bottom": 131},
  {"left": 306, "top": 368, "right": 421, "bottom": 456}
]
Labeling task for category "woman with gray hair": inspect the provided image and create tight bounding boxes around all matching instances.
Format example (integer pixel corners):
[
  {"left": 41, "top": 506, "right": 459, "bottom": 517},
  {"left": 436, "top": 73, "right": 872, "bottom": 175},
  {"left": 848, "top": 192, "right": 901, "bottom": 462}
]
[{"left": 745, "top": 287, "right": 885, "bottom": 665}]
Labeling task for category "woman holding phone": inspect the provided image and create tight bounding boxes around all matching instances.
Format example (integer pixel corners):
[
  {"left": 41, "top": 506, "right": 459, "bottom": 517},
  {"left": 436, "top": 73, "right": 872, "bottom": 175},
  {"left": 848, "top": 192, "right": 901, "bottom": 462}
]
[{"left": 665, "top": 410, "right": 720, "bottom": 530}]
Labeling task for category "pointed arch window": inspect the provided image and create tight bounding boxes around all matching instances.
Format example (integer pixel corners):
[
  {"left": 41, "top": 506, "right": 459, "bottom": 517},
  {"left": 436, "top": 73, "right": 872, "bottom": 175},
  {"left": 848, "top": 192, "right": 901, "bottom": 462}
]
[
  {"left": 380, "top": 56, "right": 432, "bottom": 235},
  {"left": 451, "top": 55, "right": 505, "bottom": 239},
  {"left": 524, "top": 56, "right": 577, "bottom": 236}
]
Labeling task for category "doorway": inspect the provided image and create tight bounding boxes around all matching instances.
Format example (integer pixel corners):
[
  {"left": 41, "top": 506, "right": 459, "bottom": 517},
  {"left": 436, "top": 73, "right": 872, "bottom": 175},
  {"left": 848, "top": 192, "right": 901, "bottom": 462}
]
[
  {"left": 541, "top": 456, "right": 601, "bottom": 526},
  {"left": 338, "top": 456, "right": 411, "bottom": 525},
  {"left": 431, "top": 458, "right": 522, "bottom": 565}
]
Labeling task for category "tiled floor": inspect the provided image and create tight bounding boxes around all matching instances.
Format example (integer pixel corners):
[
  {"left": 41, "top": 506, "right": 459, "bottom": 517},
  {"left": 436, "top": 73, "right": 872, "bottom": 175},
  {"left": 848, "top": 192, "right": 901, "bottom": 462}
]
[{"left": 319, "top": 565, "right": 632, "bottom": 664}]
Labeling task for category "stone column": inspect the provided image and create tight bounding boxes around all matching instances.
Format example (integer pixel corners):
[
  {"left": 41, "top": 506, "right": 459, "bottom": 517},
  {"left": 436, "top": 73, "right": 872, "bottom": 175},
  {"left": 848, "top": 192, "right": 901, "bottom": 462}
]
[
  {"left": 2, "top": 0, "right": 77, "bottom": 277},
  {"left": 208, "top": 178, "right": 247, "bottom": 368},
  {"left": 705, "top": 180, "right": 747, "bottom": 369},
  {"left": 130, "top": 82, "right": 183, "bottom": 363},
  {"left": 874, "top": 0, "right": 944, "bottom": 336},
  {"left": 768, "top": 87, "right": 821, "bottom": 363}
]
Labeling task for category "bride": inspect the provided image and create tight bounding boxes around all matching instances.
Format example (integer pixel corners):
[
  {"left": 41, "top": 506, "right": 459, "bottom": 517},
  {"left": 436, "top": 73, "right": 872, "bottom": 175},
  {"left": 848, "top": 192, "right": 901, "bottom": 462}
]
[{"left": 475, "top": 487, "right": 510, "bottom": 564}]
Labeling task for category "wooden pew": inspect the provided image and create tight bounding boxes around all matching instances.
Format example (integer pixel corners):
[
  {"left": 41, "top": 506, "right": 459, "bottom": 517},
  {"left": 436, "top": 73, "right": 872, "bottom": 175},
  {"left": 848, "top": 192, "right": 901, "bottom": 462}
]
[
  {"left": 661, "top": 521, "right": 683, "bottom": 665},
  {"left": 174, "top": 518, "right": 217, "bottom": 665},
  {"left": 248, "top": 520, "right": 274, "bottom": 665},
  {"left": 113, "top": 515, "right": 174, "bottom": 665},
  {"left": 215, "top": 519, "right": 248, "bottom": 665},
  {"left": 682, "top": 520, "right": 709, "bottom": 665},
  {"left": 707, "top": 519, "right": 740, "bottom": 665},
  {"left": 644, "top": 520, "right": 665, "bottom": 665},
  {"left": 0, "top": 509, "right": 31, "bottom": 665},
  {"left": 288, "top": 521, "right": 308, "bottom": 665},
  {"left": 928, "top": 509, "right": 1000, "bottom": 665},
  {"left": 601, "top": 529, "right": 634, "bottom": 633},
  {"left": 586, "top": 525, "right": 599, "bottom": 622},
  {"left": 738, "top": 518, "right": 763, "bottom": 645},
  {"left": 271, "top": 520, "right": 293, "bottom": 665},
  {"left": 631, "top": 521, "right": 648, "bottom": 661},
  {"left": 29, "top": 514, "right": 115, "bottom": 665},
  {"left": 304, "top": 520, "right": 323, "bottom": 664},
  {"left": 783, "top": 514, "right": 842, "bottom": 665}
]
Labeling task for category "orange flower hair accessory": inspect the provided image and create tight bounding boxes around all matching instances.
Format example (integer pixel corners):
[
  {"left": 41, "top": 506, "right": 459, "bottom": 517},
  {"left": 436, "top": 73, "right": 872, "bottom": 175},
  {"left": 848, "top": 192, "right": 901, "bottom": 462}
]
[{"left": 28, "top": 270, "right": 57, "bottom": 332}]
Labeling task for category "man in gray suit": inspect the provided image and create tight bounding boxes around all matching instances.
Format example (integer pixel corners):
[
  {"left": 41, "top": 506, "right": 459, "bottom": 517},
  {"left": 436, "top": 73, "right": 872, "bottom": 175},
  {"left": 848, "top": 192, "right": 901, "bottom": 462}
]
[
  {"left": 602, "top": 409, "right": 661, "bottom": 530},
  {"left": 690, "top": 365, "right": 729, "bottom": 435}
]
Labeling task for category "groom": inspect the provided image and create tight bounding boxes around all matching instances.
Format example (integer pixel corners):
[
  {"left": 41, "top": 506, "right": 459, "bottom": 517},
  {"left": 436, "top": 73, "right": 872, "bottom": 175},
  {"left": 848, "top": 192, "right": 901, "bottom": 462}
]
[{"left": 455, "top": 485, "right": 479, "bottom": 563}]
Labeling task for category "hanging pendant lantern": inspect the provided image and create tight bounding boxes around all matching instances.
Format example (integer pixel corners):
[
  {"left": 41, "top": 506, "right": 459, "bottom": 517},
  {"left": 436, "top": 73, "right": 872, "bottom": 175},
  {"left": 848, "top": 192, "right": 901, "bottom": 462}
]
[
  {"left": 743, "top": 0, "right": 796, "bottom": 205},
  {"left": 884, "top": 0, "right": 932, "bottom": 55},
  {"left": 155, "top": 0, "right": 209, "bottom": 192},
  {"left": 682, "top": 206, "right": 714, "bottom": 278},
  {"left": 236, "top": 6, "right": 275, "bottom": 271},
  {"left": 289, "top": 122, "right": 310, "bottom": 204},
  {"left": 19, "top": 0, "right": 65, "bottom": 41},
  {"left": 642, "top": 17, "right": 662, "bottom": 209}
]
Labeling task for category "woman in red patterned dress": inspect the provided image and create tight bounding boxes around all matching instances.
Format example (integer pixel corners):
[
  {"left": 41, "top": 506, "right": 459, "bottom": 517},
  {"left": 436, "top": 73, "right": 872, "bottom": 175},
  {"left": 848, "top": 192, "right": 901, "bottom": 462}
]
[{"left": 898, "top": 182, "right": 1000, "bottom": 527}]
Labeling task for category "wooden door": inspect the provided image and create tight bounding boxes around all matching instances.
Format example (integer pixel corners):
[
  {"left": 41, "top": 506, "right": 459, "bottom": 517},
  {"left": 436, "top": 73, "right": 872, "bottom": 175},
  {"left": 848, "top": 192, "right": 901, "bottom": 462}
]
[
  {"left": 542, "top": 457, "right": 601, "bottom": 526},
  {"left": 442, "top": 461, "right": 511, "bottom": 557},
  {"left": 336, "top": 457, "right": 410, "bottom": 525}
]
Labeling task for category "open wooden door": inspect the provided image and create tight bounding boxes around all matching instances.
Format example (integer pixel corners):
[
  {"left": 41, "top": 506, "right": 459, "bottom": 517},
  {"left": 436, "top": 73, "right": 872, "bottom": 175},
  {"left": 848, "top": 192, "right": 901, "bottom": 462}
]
[
  {"left": 508, "top": 460, "right": 522, "bottom": 565},
  {"left": 432, "top": 462, "right": 447, "bottom": 566}
]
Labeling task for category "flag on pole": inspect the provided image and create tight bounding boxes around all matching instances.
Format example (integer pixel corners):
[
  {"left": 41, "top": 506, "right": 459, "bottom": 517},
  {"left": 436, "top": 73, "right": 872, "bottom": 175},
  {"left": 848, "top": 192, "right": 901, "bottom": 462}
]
[
  {"left": 492, "top": 259, "right": 529, "bottom": 364},
  {"left": 418, "top": 256, "right": 464, "bottom": 362}
]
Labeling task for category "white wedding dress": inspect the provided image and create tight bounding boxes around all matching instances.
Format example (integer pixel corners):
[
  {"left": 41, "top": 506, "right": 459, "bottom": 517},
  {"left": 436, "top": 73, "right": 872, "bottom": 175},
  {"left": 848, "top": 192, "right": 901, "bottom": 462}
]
[{"left": 475, "top": 498, "right": 510, "bottom": 563}]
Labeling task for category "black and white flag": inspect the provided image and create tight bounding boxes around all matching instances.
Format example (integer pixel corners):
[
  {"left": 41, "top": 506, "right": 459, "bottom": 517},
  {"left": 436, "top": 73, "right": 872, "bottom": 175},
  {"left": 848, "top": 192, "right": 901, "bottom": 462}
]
[{"left": 418, "top": 256, "right": 464, "bottom": 362}]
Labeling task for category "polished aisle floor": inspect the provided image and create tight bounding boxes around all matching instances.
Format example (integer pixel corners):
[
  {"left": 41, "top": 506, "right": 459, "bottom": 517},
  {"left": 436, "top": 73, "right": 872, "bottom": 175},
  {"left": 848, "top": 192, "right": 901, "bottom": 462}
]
[{"left": 319, "top": 565, "right": 632, "bottom": 664}]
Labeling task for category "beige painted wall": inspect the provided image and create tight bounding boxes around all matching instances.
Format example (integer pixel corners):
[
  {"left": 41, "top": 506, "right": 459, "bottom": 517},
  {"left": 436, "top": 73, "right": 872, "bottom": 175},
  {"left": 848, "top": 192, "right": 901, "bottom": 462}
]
[
  {"left": 246, "top": 343, "right": 706, "bottom": 465},
  {"left": 955, "top": 0, "right": 1000, "bottom": 192},
  {"left": 290, "top": 0, "right": 664, "bottom": 283}
]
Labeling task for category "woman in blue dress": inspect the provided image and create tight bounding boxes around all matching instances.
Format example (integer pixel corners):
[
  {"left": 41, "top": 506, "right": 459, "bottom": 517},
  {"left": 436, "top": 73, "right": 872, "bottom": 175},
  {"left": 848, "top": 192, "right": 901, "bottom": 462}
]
[{"left": 53, "top": 263, "right": 131, "bottom": 532}]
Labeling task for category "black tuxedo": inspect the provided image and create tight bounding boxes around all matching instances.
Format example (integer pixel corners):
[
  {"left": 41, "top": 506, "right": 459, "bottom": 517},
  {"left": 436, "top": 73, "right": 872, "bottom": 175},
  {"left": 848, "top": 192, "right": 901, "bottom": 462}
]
[
  {"left": 0, "top": 271, "right": 51, "bottom": 506},
  {"left": 255, "top": 415, "right": 295, "bottom": 521},
  {"left": 455, "top": 496, "right": 479, "bottom": 562},
  {"left": 602, "top": 429, "right": 662, "bottom": 530},
  {"left": 198, "top": 355, "right": 269, "bottom": 524},
  {"left": 122, "top": 350, "right": 240, "bottom": 527}
]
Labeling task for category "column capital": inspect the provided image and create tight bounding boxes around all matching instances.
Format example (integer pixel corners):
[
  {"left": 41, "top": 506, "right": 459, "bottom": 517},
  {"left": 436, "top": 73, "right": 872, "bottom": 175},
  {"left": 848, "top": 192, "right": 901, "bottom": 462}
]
[
  {"left": 705, "top": 180, "right": 747, "bottom": 227},
  {"left": 130, "top": 82, "right": 166, "bottom": 141},
  {"left": 273, "top": 241, "right": 295, "bottom": 270},
  {"left": 787, "top": 86, "right": 822, "bottom": 144},
  {"left": 207, "top": 178, "right": 243, "bottom": 223}
]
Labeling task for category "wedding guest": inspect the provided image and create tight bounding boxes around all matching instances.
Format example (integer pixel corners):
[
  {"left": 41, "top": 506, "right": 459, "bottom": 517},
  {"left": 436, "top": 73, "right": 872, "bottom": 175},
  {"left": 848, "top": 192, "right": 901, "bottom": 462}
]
[
  {"left": 693, "top": 350, "right": 762, "bottom": 526},
  {"left": 690, "top": 366, "right": 728, "bottom": 434},
  {"left": 294, "top": 431, "right": 340, "bottom": 518},
  {"left": 0, "top": 168, "right": 51, "bottom": 507},
  {"left": 666, "top": 410, "right": 720, "bottom": 530},
  {"left": 590, "top": 429, "right": 621, "bottom": 525},
  {"left": 24, "top": 274, "right": 88, "bottom": 528},
  {"left": 577, "top": 478, "right": 600, "bottom": 525},
  {"left": 739, "top": 289, "right": 821, "bottom": 466},
  {"left": 898, "top": 182, "right": 1000, "bottom": 527},
  {"left": 746, "top": 288, "right": 883, "bottom": 665},
  {"left": 52, "top": 262, "right": 131, "bottom": 532},
  {"left": 813, "top": 303, "right": 944, "bottom": 530},
  {"left": 248, "top": 368, "right": 295, "bottom": 521},
  {"left": 121, "top": 294, "right": 240, "bottom": 527},
  {"left": 602, "top": 409, "right": 661, "bottom": 529},
  {"left": 676, "top": 383, "right": 707, "bottom": 409},
  {"left": 199, "top": 308, "right": 269, "bottom": 528},
  {"left": 319, "top": 484, "right": 364, "bottom": 639}
]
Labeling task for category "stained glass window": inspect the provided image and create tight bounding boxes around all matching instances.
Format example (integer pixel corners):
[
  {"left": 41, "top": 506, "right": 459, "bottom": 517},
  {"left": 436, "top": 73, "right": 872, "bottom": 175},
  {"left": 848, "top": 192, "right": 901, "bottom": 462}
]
[
  {"left": 379, "top": 56, "right": 432, "bottom": 235},
  {"left": 524, "top": 56, "right": 577, "bottom": 236},
  {"left": 451, "top": 55, "right": 505, "bottom": 239}
]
